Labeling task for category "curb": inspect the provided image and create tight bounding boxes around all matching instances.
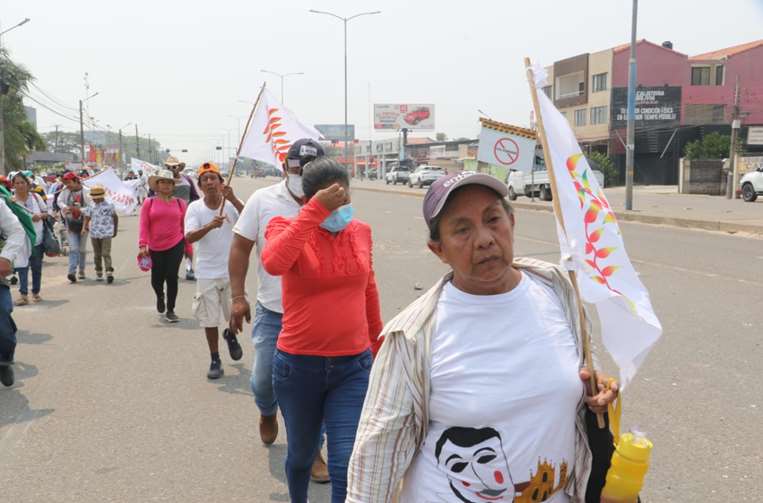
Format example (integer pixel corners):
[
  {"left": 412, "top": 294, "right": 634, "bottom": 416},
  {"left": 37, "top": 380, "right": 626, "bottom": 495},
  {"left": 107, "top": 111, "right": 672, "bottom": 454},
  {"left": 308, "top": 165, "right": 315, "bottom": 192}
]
[{"left": 354, "top": 186, "right": 763, "bottom": 236}]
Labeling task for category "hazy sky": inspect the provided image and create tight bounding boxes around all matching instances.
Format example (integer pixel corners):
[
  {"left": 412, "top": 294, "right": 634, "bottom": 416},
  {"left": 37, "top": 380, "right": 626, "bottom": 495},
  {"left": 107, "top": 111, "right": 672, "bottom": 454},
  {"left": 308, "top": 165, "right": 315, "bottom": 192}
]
[{"left": 5, "top": 0, "right": 763, "bottom": 164}]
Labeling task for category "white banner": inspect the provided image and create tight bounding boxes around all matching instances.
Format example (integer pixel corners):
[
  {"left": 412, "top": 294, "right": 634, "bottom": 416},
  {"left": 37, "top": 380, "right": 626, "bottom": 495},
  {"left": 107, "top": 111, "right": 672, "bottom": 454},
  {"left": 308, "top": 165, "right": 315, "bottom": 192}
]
[
  {"left": 130, "top": 158, "right": 160, "bottom": 175},
  {"left": 533, "top": 69, "right": 662, "bottom": 389},
  {"left": 238, "top": 88, "right": 323, "bottom": 169},
  {"left": 477, "top": 125, "right": 536, "bottom": 173},
  {"left": 82, "top": 168, "right": 139, "bottom": 216}
]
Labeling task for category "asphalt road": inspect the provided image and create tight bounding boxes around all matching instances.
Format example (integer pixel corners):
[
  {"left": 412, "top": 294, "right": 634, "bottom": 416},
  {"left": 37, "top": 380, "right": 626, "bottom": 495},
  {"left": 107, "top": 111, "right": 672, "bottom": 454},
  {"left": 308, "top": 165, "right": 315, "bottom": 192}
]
[{"left": 1, "top": 176, "right": 761, "bottom": 502}]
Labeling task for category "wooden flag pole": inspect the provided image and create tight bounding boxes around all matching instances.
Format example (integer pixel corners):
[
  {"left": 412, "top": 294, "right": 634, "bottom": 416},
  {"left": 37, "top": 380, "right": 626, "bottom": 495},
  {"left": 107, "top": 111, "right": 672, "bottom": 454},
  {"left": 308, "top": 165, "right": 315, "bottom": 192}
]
[
  {"left": 524, "top": 57, "right": 606, "bottom": 428},
  {"left": 219, "top": 82, "right": 267, "bottom": 215}
]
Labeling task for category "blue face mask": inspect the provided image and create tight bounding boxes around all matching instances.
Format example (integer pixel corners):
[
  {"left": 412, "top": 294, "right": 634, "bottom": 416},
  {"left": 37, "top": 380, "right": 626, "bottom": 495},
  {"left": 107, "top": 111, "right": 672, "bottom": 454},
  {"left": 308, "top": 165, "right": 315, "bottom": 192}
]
[{"left": 320, "top": 204, "right": 354, "bottom": 233}]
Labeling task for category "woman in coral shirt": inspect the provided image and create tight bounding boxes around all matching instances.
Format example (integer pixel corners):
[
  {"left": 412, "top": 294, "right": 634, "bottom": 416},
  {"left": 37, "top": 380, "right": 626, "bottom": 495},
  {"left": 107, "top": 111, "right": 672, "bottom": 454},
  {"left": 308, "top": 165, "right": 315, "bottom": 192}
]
[{"left": 262, "top": 158, "right": 382, "bottom": 503}]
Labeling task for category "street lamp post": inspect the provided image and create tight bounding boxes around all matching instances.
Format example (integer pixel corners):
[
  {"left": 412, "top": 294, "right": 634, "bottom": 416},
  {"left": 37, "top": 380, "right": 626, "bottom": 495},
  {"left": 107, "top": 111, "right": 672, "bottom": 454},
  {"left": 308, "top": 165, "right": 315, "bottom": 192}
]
[
  {"left": 0, "top": 17, "right": 31, "bottom": 175},
  {"left": 260, "top": 69, "right": 304, "bottom": 104},
  {"left": 117, "top": 122, "right": 132, "bottom": 172},
  {"left": 309, "top": 9, "right": 381, "bottom": 170}
]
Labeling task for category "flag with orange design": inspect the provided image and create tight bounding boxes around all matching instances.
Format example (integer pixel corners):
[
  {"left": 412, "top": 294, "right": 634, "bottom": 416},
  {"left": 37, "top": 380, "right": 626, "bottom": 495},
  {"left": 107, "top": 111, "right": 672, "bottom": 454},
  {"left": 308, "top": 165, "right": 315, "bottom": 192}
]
[
  {"left": 238, "top": 88, "right": 323, "bottom": 169},
  {"left": 532, "top": 67, "right": 662, "bottom": 389}
]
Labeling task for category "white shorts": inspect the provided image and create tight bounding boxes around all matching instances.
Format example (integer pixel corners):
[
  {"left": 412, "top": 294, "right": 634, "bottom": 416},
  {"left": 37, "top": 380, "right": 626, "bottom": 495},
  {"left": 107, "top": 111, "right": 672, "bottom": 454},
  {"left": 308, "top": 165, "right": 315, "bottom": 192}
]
[{"left": 192, "top": 278, "right": 231, "bottom": 328}]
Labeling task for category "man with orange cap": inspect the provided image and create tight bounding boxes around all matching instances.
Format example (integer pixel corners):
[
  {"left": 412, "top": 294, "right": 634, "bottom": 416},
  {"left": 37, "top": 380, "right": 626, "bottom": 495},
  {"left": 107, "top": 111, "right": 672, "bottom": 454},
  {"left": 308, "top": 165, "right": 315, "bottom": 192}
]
[{"left": 184, "top": 162, "right": 244, "bottom": 379}]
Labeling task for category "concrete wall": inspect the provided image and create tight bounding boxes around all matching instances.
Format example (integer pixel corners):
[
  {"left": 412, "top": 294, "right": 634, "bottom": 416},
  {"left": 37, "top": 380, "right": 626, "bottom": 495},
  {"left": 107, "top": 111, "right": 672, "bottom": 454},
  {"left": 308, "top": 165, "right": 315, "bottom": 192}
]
[{"left": 679, "top": 159, "right": 725, "bottom": 195}]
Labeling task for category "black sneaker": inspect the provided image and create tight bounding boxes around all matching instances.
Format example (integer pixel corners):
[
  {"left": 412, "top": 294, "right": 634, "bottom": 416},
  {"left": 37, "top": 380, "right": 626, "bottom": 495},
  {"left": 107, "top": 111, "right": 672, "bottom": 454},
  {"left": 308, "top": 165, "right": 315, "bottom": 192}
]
[
  {"left": 223, "top": 329, "right": 243, "bottom": 361},
  {"left": 0, "top": 362, "right": 14, "bottom": 387},
  {"left": 165, "top": 311, "right": 179, "bottom": 323},
  {"left": 156, "top": 295, "right": 166, "bottom": 314},
  {"left": 106, "top": 275, "right": 114, "bottom": 285},
  {"left": 185, "top": 270, "right": 196, "bottom": 281},
  {"left": 207, "top": 359, "right": 223, "bottom": 379},
  {"left": 67, "top": 273, "right": 77, "bottom": 284}
]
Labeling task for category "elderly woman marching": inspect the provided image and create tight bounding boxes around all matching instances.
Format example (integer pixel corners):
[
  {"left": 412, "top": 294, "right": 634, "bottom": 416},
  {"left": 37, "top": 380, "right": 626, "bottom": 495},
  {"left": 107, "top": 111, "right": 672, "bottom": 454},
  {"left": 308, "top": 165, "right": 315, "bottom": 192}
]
[
  {"left": 347, "top": 172, "right": 619, "bottom": 503},
  {"left": 139, "top": 169, "right": 188, "bottom": 323}
]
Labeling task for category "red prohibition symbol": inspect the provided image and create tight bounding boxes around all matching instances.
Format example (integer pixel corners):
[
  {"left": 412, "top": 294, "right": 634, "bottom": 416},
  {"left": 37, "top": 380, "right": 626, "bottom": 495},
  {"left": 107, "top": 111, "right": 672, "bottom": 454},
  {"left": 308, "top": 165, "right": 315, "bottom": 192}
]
[{"left": 493, "top": 137, "right": 520, "bottom": 166}]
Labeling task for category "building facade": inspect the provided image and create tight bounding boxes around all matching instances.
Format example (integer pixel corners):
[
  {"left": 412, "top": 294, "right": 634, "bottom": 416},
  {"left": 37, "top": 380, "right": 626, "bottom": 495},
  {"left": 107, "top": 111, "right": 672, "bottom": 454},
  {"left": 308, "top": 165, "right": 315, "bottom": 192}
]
[{"left": 544, "top": 38, "right": 763, "bottom": 184}]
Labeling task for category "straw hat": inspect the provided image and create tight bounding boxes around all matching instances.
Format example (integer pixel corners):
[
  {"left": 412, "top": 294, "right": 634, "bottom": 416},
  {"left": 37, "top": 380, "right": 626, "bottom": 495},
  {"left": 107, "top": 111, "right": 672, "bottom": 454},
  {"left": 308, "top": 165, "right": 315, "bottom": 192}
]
[
  {"left": 148, "top": 169, "right": 176, "bottom": 191},
  {"left": 89, "top": 185, "right": 106, "bottom": 197},
  {"left": 164, "top": 155, "right": 181, "bottom": 168}
]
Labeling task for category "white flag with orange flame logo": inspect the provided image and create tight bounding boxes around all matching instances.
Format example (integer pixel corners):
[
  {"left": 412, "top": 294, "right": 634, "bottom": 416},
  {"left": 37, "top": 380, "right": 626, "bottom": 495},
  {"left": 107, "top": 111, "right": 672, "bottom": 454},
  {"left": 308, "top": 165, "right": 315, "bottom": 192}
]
[
  {"left": 238, "top": 88, "right": 323, "bottom": 168},
  {"left": 532, "top": 68, "right": 662, "bottom": 389}
]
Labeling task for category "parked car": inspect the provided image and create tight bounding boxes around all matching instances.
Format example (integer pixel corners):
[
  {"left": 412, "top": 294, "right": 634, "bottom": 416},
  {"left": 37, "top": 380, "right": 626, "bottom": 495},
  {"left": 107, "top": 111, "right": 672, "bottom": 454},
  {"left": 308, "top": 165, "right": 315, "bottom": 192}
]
[
  {"left": 508, "top": 166, "right": 604, "bottom": 201},
  {"left": 408, "top": 165, "right": 446, "bottom": 188},
  {"left": 385, "top": 160, "right": 414, "bottom": 185},
  {"left": 740, "top": 166, "right": 763, "bottom": 202}
]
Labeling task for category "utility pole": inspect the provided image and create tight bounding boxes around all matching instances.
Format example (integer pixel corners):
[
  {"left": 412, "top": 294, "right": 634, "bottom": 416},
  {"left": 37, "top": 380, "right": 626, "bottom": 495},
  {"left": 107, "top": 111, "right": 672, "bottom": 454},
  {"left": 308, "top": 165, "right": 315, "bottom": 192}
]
[
  {"left": 118, "top": 128, "right": 124, "bottom": 171},
  {"left": 727, "top": 76, "right": 741, "bottom": 199},
  {"left": 79, "top": 99, "right": 85, "bottom": 164},
  {"left": 53, "top": 124, "right": 60, "bottom": 152},
  {"left": 624, "top": 0, "right": 638, "bottom": 211},
  {"left": 147, "top": 134, "right": 152, "bottom": 163},
  {"left": 135, "top": 124, "right": 140, "bottom": 158}
]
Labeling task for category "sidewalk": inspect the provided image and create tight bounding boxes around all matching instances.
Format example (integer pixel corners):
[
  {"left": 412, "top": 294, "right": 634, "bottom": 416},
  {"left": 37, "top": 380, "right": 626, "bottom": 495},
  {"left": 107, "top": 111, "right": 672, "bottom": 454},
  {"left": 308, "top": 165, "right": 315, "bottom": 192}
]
[{"left": 353, "top": 180, "right": 763, "bottom": 236}]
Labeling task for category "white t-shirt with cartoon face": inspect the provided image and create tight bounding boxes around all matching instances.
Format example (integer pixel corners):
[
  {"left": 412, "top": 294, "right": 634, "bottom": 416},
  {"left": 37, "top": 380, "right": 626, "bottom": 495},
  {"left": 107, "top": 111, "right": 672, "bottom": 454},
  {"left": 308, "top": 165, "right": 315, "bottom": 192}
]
[{"left": 400, "top": 272, "right": 583, "bottom": 503}]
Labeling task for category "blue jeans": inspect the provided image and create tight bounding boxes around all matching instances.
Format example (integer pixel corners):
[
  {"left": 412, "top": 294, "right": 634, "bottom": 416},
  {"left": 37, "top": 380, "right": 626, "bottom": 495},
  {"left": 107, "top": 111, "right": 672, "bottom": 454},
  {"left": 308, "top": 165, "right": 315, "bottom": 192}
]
[
  {"left": 273, "top": 349, "right": 371, "bottom": 503},
  {"left": 250, "top": 302, "right": 283, "bottom": 416},
  {"left": 0, "top": 286, "right": 17, "bottom": 362},
  {"left": 16, "top": 244, "right": 44, "bottom": 296},
  {"left": 67, "top": 230, "right": 87, "bottom": 275}
]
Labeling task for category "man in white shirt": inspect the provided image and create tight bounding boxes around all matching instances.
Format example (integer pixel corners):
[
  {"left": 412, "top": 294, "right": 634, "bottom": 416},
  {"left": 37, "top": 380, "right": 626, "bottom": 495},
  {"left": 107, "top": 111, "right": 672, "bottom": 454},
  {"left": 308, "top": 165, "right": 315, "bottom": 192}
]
[
  {"left": 185, "top": 162, "right": 245, "bottom": 380},
  {"left": 0, "top": 199, "right": 30, "bottom": 387},
  {"left": 229, "top": 138, "right": 329, "bottom": 483}
]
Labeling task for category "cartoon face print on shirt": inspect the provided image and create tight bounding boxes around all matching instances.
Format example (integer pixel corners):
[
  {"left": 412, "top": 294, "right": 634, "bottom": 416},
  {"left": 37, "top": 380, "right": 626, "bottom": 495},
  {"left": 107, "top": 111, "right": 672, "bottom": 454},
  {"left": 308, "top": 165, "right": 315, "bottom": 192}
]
[{"left": 435, "top": 427, "right": 516, "bottom": 502}]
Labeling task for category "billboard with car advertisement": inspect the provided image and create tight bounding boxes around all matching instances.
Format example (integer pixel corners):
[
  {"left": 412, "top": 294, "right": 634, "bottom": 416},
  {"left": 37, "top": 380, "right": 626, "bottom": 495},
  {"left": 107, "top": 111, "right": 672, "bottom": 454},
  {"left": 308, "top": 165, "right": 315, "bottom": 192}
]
[{"left": 374, "top": 104, "right": 435, "bottom": 131}]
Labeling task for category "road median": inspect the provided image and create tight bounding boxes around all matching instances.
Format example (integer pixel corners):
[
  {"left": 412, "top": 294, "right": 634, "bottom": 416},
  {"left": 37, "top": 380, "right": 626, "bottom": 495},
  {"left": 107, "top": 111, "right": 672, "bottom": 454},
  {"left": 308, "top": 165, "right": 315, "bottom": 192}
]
[{"left": 354, "top": 184, "right": 763, "bottom": 237}]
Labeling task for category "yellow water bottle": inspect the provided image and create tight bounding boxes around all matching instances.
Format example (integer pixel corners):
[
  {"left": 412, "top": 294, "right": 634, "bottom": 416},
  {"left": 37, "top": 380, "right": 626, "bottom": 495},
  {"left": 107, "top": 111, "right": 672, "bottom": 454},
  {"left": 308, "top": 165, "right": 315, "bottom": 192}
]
[{"left": 600, "top": 431, "right": 653, "bottom": 503}]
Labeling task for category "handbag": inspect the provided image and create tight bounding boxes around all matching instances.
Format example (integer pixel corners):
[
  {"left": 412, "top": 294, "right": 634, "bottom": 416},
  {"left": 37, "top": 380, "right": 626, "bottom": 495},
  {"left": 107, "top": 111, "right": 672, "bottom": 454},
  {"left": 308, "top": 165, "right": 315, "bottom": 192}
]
[{"left": 42, "top": 216, "right": 62, "bottom": 257}]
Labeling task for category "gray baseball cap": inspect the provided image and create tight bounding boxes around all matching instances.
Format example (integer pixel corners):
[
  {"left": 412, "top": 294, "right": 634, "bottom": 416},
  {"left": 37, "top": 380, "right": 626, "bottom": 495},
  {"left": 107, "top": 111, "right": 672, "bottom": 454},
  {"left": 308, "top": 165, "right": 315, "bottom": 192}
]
[{"left": 423, "top": 171, "right": 509, "bottom": 231}]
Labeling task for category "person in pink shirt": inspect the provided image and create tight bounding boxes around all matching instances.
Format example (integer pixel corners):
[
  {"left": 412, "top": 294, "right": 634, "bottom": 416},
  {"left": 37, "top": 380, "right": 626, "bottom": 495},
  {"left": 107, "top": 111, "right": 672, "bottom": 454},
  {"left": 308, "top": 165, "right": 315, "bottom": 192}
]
[{"left": 139, "top": 169, "right": 187, "bottom": 323}]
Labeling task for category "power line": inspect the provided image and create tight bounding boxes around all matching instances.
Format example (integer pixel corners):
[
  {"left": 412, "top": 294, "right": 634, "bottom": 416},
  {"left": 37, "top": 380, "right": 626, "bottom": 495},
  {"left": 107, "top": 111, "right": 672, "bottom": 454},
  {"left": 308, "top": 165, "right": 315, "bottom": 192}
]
[
  {"left": 28, "top": 81, "right": 79, "bottom": 113},
  {"left": 21, "top": 92, "right": 80, "bottom": 123}
]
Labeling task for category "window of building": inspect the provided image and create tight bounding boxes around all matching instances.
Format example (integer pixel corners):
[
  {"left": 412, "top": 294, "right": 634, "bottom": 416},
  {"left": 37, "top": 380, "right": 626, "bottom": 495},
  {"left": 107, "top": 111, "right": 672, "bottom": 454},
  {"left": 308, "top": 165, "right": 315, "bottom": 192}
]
[
  {"left": 575, "top": 109, "right": 587, "bottom": 127},
  {"left": 592, "top": 73, "right": 608, "bottom": 92},
  {"left": 590, "top": 106, "right": 608, "bottom": 125},
  {"left": 555, "top": 71, "right": 586, "bottom": 100},
  {"left": 542, "top": 86, "right": 552, "bottom": 98},
  {"left": 715, "top": 65, "right": 725, "bottom": 86},
  {"left": 691, "top": 66, "right": 711, "bottom": 86}
]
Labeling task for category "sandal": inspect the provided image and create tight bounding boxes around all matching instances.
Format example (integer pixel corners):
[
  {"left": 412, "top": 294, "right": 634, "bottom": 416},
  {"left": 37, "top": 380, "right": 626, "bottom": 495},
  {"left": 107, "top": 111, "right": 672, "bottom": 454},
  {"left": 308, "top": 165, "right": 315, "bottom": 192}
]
[
  {"left": 14, "top": 296, "right": 29, "bottom": 306},
  {"left": 32, "top": 294, "right": 42, "bottom": 303}
]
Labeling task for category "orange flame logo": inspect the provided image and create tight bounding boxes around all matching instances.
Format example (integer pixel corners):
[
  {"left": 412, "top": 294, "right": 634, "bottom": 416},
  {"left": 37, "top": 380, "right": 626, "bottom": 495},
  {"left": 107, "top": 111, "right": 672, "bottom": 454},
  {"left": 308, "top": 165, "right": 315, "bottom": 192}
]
[{"left": 262, "top": 107, "right": 291, "bottom": 164}]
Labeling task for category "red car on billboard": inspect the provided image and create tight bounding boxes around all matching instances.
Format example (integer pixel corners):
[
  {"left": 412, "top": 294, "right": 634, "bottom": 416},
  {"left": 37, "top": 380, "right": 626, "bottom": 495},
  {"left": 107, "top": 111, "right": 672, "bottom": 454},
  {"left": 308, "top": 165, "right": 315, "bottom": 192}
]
[{"left": 403, "top": 107, "right": 431, "bottom": 126}]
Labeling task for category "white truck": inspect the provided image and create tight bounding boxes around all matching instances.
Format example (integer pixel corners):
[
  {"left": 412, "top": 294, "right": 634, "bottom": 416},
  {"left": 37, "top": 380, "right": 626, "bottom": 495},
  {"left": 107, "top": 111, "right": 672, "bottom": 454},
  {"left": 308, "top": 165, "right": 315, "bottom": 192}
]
[{"left": 507, "top": 157, "right": 605, "bottom": 201}]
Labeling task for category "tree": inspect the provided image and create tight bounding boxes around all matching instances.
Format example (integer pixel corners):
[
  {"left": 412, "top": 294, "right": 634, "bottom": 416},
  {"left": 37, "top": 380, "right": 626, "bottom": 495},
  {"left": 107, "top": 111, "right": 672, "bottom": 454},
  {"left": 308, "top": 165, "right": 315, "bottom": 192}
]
[
  {"left": 587, "top": 151, "right": 618, "bottom": 187},
  {"left": 436, "top": 132, "right": 447, "bottom": 142},
  {"left": 683, "top": 132, "right": 730, "bottom": 160},
  {"left": 0, "top": 48, "right": 44, "bottom": 172}
]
